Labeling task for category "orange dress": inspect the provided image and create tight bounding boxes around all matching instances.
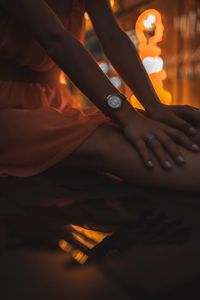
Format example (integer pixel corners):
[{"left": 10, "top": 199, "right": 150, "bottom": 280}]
[{"left": 0, "top": 0, "right": 111, "bottom": 177}]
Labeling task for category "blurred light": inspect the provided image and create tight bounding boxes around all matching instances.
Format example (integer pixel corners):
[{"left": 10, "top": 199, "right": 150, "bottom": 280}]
[
  {"left": 71, "top": 232, "right": 96, "bottom": 249},
  {"left": 84, "top": 12, "right": 90, "bottom": 21},
  {"left": 59, "top": 72, "right": 67, "bottom": 84},
  {"left": 84, "top": 12, "right": 92, "bottom": 31},
  {"left": 59, "top": 239, "right": 72, "bottom": 252},
  {"left": 174, "top": 10, "right": 199, "bottom": 39},
  {"left": 57, "top": 225, "right": 112, "bottom": 264},
  {"left": 143, "top": 14, "right": 156, "bottom": 30},
  {"left": 110, "top": 76, "right": 122, "bottom": 88},
  {"left": 99, "top": 61, "right": 110, "bottom": 74},
  {"left": 58, "top": 239, "right": 88, "bottom": 265},
  {"left": 132, "top": 9, "right": 172, "bottom": 108},
  {"left": 127, "top": 29, "right": 139, "bottom": 47},
  {"left": 71, "top": 225, "right": 110, "bottom": 243},
  {"left": 143, "top": 57, "right": 164, "bottom": 74},
  {"left": 110, "top": 0, "right": 115, "bottom": 9}
]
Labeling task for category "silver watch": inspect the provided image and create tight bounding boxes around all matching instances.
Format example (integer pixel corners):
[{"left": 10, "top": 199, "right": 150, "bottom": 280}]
[{"left": 105, "top": 93, "right": 126, "bottom": 112}]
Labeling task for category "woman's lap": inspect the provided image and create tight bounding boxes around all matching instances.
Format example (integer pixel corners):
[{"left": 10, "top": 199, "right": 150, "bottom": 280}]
[{"left": 51, "top": 123, "right": 200, "bottom": 192}]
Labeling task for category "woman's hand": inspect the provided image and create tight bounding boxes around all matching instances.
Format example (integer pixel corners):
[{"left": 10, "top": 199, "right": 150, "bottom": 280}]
[
  {"left": 122, "top": 112, "right": 190, "bottom": 170},
  {"left": 167, "top": 105, "right": 200, "bottom": 127},
  {"left": 149, "top": 103, "right": 200, "bottom": 137}
]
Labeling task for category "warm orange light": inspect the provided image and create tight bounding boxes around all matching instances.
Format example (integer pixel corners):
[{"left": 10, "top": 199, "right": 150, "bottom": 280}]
[
  {"left": 58, "top": 226, "right": 112, "bottom": 264},
  {"left": 59, "top": 71, "right": 67, "bottom": 85},
  {"left": 110, "top": 0, "right": 117, "bottom": 11},
  {"left": 71, "top": 225, "right": 111, "bottom": 244},
  {"left": 130, "top": 9, "right": 172, "bottom": 109},
  {"left": 84, "top": 0, "right": 117, "bottom": 31},
  {"left": 84, "top": 12, "right": 93, "bottom": 31},
  {"left": 59, "top": 239, "right": 88, "bottom": 264}
]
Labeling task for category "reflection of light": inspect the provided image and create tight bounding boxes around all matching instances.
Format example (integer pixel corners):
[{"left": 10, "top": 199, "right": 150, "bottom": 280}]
[
  {"left": 72, "top": 232, "right": 96, "bottom": 249},
  {"left": 59, "top": 239, "right": 72, "bottom": 252},
  {"left": 59, "top": 226, "right": 112, "bottom": 264},
  {"left": 143, "top": 57, "right": 164, "bottom": 74},
  {"left": 59, "top": 240, "right": 88, "bottom": 265},
  {"left": 71, "top": 225, "right": 110, "bottom": 243},
  {"left": 110, "top": 76, "right": 122, "bottom": 88},
  {"left": 143, "top": 14, "right": 156, "bottom": 30}
]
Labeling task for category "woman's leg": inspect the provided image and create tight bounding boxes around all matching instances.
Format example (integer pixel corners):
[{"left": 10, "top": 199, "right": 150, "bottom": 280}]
[{"left": 52, "top": 124, "right": 200, "bottom": 192}]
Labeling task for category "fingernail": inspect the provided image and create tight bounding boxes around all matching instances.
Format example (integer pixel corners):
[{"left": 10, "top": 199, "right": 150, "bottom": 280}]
[
  {"left": 147, "top": 161, "right": 153, "bottom": 168},
  {"left": 165, "top": 161, "right": 172, "bottom": 168},
  {"left": 192, "top": 144, "right": 199, "bottom": 151},
  {"left": 189, "top": 127, "right": 197, "bottom": 135},
  {"left": 177, "top": 155, "right": 185, "bottom": 164}
]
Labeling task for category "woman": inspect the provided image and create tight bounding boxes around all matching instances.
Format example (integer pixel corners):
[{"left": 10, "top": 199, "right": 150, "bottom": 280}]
[{"left": 0, "top": 0, "right": 199, "bottom": 191}]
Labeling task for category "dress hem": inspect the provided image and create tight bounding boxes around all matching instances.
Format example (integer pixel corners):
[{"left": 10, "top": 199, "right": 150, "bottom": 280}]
[{"left": 0, "top": 118, "right": 113, "bottom": 178}]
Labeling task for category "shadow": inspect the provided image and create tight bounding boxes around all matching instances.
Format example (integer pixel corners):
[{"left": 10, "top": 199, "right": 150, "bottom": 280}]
[{"left": 0, "top": 170, "right": 200, "bottom": 299}]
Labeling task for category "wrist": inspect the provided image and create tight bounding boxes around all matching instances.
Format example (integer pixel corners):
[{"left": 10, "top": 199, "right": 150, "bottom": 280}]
[
  {"left": 109, "top": 100, "right": 137, "bottom": 128},
  {"left": 146, "top": 101, "right": 164, "bottom": 116}
]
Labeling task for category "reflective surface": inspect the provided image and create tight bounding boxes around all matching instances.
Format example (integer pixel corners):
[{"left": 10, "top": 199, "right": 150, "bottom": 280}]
[{"left": 0, "top": 170, "right": 200, "bottom": 300}]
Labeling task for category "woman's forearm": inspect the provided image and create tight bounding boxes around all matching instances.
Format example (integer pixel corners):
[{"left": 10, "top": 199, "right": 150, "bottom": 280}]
[
  {"left": 1, "top": 0, "right": 135, "bottom": 126},
  {"left": 45, "top": 30, "right": 135, "bottom": 125},
  {"left": 102, "top": 29, "right": 162, "bottom": 113}
]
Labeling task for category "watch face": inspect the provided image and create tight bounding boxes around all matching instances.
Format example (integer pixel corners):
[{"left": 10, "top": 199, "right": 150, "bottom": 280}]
[{"left": 107, "top": 95, "right": 122, "bottom": 109}]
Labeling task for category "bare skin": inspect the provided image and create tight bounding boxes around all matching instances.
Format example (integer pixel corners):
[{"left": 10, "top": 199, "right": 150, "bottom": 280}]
[
  {"left": 51, "top": 123, "right": 200, "bottom": 192},
  {"left": 0, "top": 0, "right": 199, "bottom": 191}
]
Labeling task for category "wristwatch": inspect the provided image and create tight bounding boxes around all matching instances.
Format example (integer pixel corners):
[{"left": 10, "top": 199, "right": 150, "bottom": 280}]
[{"left": 105, "top": 93, "right": 126, "bottom": 114}]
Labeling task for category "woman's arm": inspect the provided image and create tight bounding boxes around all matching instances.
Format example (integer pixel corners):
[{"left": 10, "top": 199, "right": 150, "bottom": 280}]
[
  {"left": 0, "top": 0, "right": 197, "bottom": 168},
  {"left": 86, "top": 0, "right": 160, "bottom": 113},
  {"left": 86, "top": 0, "right": 200, "bottom": 136},
  {"left": 0, "top": 0, "right": 134, "bottom": 125}
]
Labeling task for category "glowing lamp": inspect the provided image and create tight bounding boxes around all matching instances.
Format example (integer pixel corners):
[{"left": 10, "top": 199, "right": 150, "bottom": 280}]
[{"left": 130, "top": 9, "right": 172, "bottom": 109}]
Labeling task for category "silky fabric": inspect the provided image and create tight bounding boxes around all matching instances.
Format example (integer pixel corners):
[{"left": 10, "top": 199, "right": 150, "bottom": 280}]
[{"left": 0, "top": 0, "right": 111, "bottom": 177}]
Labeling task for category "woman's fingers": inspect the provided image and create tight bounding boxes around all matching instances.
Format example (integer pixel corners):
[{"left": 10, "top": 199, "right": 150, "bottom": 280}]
[
  {"left": 165, "top": 127, "right": 199, "bottom": 152},
  {"left": 135, "top": 139, "right": 154, "bottom": 168},
  {"left": 123, "top": 111, "right": 198, "bottom": 170},
  {"left": 123, "top": 128, "right": 154, "bottom": 169},
  {"left": 156, "top": 133, "right": 185, "bottom": 165},
  {"left": 126, "top": 130, "right": 184, "bottom": 170},
  {"left": 145, "top": 137, "right": 172, "bottom": 170},
  {"left": 171, "top": 105, "right": 200, "bottom": 127},
  {"left": 166, "top": 114, "right": 197, "bottom": 136},
  {"left": 152, "top": 107, "right": 197, "bottom": 136}
]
